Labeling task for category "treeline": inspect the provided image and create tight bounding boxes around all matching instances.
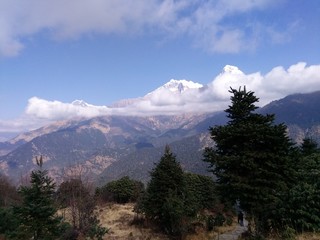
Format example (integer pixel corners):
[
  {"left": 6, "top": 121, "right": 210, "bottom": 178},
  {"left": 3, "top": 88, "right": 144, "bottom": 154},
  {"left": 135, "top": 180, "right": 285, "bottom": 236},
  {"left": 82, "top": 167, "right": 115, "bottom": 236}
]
[{"left": 1, "top": 87, "right": 320, "bottom": 240}]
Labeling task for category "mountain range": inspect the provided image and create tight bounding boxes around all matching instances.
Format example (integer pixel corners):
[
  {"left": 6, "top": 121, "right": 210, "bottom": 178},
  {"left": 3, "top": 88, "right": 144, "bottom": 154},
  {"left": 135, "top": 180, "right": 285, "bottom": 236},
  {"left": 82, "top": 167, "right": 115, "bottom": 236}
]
[{"left": 1, "top": 79, "right": 320, "bottom": 185}]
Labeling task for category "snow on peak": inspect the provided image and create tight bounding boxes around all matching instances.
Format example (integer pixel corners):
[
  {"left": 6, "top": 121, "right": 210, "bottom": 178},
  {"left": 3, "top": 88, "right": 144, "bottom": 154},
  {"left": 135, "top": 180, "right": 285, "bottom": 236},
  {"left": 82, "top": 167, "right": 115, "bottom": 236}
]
[
  {"left": 161, "top": 79, "right": 203, "bottom": 93},
  {"left": 222, "top": 65, "right": 243, "bottom": 75},
  {"left": 72, "top": 100, "right": 90, "bottom": 107}
]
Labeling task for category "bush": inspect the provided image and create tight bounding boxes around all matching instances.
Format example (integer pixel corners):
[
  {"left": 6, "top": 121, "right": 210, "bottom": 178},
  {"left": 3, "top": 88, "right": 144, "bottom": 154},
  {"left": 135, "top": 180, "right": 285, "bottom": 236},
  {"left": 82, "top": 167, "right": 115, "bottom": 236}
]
[
  {"left": 98, "top": 176, "right": 144, "bottom": 204},
  {"left": 280, "top": 226, "right": 296, "bottom": 240}
]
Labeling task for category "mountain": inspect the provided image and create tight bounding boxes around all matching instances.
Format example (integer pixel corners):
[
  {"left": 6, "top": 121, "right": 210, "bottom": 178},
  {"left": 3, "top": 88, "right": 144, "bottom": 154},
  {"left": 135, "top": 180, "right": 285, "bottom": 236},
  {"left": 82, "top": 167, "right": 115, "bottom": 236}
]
[
  {"left": 2, "top": 85, "right": 320, "bottom": 185},
  {"left": 261, "top": 91, "right": 320, "bottom": 127},
  {"left": 0, "top": 119, "right": 84, "bottom": 157},
  {"left": 0, "top": 113, "right": 220, "bottom": 184},
  {"left": 260, "top": 91, "right": 320, "bottom": 143},
  {"left": 71, "top": 100, "right": 91, "bottom": 107},
  {"left": 149, "top": 79, "right": 204, "bottom": 94},
  {"left": 111, "top": 79, "right": 203, "bottom": 108}
]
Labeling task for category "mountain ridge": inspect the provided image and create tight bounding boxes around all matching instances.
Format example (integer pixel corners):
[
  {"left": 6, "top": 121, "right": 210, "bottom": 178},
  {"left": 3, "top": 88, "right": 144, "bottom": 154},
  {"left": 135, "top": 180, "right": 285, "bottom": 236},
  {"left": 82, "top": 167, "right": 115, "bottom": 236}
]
[{"left": 2, "top": 89, "right": 320, "bottom": 184}]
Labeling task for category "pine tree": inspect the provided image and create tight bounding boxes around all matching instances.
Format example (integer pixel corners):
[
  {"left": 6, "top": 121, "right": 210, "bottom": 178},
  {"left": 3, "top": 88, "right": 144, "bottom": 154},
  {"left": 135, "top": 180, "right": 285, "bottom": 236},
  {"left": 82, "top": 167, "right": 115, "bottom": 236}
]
[
  {"left": 282, "top": 140, "right": 320, "bottom": 232},
  {"left": 204, "top": 87, "right": 294, "bottom": 235},
  {"left": 300, "top": 137, "right": 320, "bottom": 156},
  {"left": 140, "top": 145, "right": 186, "bottom": 236},
  {"left": 11, "top": 156, "right": 65, "bottom": 240}
]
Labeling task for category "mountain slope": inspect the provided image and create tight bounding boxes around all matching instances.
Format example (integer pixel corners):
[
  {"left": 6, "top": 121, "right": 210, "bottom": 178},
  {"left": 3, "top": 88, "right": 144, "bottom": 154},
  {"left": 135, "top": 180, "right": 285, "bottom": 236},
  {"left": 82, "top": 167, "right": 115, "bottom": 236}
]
[
  {"left": 261, "top": 91, "right": 320, "bottom": 127},
  {"left": 260, "top": 91, "right": 320, "bottom": 143},
  {"left": 0, "top": 113, "right": 215, "bottom": 183},
  {"left": 2, "top": 91, "right": 320, "bottom": 184}
]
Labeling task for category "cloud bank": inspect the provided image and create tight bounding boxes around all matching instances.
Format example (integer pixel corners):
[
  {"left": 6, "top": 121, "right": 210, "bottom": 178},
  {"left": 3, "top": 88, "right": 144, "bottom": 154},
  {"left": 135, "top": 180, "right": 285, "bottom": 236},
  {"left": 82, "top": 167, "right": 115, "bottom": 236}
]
[
  {"left": 0, "top": 0, "right": 285, "bottom": 57},
  {"left": 0, "top": 61, "right": 317, "bottom": 133},
  {"left": 1, "top": 62, "right": 320, "bottom": 134}
]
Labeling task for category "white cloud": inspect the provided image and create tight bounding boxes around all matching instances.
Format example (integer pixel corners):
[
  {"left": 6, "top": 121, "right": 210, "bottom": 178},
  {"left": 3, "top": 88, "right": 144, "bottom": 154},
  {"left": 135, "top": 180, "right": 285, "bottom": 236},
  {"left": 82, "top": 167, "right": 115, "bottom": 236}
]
[
  {"left": 2, "top": 62, "right": 320, "bottom": 136},
  {"left": 0, "top": 0, "right": 281, "bottom": 56},
  {"left": 209, "top": 62, "right": 320, "bottom": 106},
  {"left": 25, "top": 97, "right": 112, "bottom": 120}
]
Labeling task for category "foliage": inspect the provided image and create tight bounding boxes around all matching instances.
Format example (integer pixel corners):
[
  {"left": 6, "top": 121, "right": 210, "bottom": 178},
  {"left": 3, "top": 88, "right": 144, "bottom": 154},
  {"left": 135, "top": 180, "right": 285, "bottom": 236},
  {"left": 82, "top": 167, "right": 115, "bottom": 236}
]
[
  {"left": 10, "top": 159, "right": 65, "bottom": 240},
  {"left": 97, "top": 176, "right": 144, "bottom": 203},
  {"left": 137, "top": 146, "right": 221, "bottom": 238},
  {"left": 183, "top": 173, "right": 217, "bottom": 217},
  {"left": 138, "top": 145, "right": 187, "bottom": 236},
  {"left": 300, "top": 138, "right": 320, "bottom": 156},
  {"left": 282, "top": 151, "right": 320, "bottom": 233},
  {"left": 204, "top": 87, "right": 295, "bottom": 235},
  {"left": 0, "top": 174, "right": 20, "bottom": 207},
  {"left": 0, "top": 207, "right": 19, "bottom": 238},
  {"left": 56, "top": 178, "right": 108, "bottom": 239}
]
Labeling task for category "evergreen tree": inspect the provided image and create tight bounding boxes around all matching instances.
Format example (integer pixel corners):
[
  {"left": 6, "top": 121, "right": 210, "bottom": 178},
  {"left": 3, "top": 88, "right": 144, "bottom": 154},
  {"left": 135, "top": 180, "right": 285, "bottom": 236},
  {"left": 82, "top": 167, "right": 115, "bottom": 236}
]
[
  {"left": 139, "top": 145, "right": 186, "bottom": 236},
  {"left": 300, "top": 137, "right": 319, "bottom": 156},
  {"left": 11, "top": 157, "right": 65, "bottom": 240},
  {"left": 282, "top": 141, "right": 320, "bottom": 232},
  {"left": 183, "top": 173, "right": 217, "bottom": 217},
  {"left": 204, "top": 87, "right": 294, "bottom": 235}
]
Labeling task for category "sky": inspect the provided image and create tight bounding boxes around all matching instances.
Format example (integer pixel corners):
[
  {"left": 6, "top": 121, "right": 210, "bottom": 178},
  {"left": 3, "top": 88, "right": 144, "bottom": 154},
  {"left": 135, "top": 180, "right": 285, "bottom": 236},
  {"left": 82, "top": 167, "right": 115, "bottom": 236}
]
[{"left": 0, "top": 0, "right": 320, "bottom": 138}]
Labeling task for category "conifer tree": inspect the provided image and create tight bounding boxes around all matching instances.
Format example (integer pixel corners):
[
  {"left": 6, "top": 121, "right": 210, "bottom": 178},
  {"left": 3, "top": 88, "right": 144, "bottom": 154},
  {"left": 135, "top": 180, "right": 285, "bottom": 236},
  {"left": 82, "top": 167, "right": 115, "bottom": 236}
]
[
  {"left": 11, "top": 156, "right": 65, "bottom": 240},
  {"left": 140, "top": 145, "right": 186, "bottom": 236},
  {"left": 282, "top": 140, "right": 320, "bottom": 232},
  {"left": 204, "top": 87, "right": 294, "bottom": 235},
  {"left": 300, "top": 137, "right": 320, "bottom": 156}
]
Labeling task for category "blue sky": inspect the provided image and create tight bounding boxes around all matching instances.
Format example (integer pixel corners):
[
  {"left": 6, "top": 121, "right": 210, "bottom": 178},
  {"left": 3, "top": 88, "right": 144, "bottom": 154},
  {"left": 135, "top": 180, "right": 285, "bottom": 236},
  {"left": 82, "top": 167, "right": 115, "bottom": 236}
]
[{"left": 0, "top": 0, "right": 320, "bottom": 136}]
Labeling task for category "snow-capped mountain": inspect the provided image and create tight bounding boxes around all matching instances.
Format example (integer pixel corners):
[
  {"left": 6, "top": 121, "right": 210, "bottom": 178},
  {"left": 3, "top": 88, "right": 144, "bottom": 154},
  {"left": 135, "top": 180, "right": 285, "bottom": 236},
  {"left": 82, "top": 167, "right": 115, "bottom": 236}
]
[
  {"left": 111, "top": 79, "right": 204, "bottom": 109},
  {"left": 149, "top": 79, "right": 204, "bottom": 94},
  {"left": 72, "top": 100, "right": 90, "bottom": 107}
]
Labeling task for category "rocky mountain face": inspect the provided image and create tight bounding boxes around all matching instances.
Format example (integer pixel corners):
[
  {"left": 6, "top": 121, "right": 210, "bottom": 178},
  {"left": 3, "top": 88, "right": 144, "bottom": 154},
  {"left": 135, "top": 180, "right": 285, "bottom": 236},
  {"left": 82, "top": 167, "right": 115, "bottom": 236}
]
[
  {"left": 1, "top": 91, "right": 320, "bottom": 185},
  {"left": 260, "top": 91, "right": 320, "bottom": 144},
  {"left": 0, "top": 113, "right": 220, "bottom": 184}
]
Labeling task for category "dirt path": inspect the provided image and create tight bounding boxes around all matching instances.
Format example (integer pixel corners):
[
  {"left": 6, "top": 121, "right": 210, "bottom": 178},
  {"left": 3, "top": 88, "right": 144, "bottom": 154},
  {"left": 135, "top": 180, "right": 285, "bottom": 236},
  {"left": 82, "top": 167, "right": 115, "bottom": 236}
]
[{"left": 213, "top": 219, "right": 248, "bottom": 240}]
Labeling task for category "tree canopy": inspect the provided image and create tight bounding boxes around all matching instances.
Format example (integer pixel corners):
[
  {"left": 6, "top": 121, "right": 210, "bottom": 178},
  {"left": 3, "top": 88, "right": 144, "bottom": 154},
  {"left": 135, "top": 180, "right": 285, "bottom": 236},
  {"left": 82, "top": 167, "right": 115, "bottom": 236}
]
[
  {"left": 11, "top": 158, "right": 65, "bottom": 240},
  {"left": 140, "top": 145, "right": 186, "bottom": 236},
  {"left": 204, "top": 87, "right": 295, "bottom": 235},
  {"left": 97, "top": 176, "right": 144, "bottom": 204}
]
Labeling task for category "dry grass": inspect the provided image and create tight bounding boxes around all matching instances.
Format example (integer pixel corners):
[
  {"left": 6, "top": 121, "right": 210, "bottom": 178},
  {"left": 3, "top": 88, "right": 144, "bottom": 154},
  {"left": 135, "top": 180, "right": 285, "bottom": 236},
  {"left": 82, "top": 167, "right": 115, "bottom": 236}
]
[
  {"left": 98, "top": 203, "right": 169, "bottom": 240},
  {"left": 297, "top": 233, "right": 320, "bottom": 240},
  {"left": 98, "top": 203, "right": 241, "bottom": 240},
  {"left": 185, "top": 218, "right": 238, "bottom": 240}
]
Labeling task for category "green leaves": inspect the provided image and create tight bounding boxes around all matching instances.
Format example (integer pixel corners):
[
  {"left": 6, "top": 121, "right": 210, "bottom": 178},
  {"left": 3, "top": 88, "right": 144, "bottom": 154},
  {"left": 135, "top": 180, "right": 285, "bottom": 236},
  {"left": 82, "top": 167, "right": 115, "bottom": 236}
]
[{"left": 98, "top": 176, "right": 144, "bottom": 203}]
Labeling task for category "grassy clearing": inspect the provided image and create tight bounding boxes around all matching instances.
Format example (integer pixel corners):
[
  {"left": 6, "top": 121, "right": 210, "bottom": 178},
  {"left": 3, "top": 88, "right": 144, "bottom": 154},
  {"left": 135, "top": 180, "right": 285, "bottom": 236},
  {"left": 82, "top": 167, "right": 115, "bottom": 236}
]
[
  {"left": 98, "top": 203, "right": 239, "bottom": 240},
  {"left": 297, "top": 233, "right": 320, "bottom": 240},
  {"left": 98, "top": 203, "right": 169, "bottom": 240}
]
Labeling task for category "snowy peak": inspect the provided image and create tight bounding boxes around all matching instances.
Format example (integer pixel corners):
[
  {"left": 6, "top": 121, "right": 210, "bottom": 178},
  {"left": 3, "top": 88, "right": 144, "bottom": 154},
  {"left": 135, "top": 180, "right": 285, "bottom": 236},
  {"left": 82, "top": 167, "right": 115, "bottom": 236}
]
[
  {"left": 72, "top": 100, "right": 90, "bottom": 107},
  {"left": 222, "top": 65, "right": 243, "bottom": 75},
  {"left": 157, "top": 79, "right": 203, "bottom": 93}
]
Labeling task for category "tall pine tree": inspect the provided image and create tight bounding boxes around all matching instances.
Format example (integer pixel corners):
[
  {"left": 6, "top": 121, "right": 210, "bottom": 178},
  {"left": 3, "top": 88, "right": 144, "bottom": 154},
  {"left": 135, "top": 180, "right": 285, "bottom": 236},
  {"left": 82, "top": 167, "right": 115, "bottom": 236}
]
[
  {"left": 204, "top": 87, "right": 294, "bottom": 235},
  {"left": 139, "top": 145, "right": 186, "bottom": 236},
  {"left": 11, "top": 156, "right": 65, "bottom": 240}
]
